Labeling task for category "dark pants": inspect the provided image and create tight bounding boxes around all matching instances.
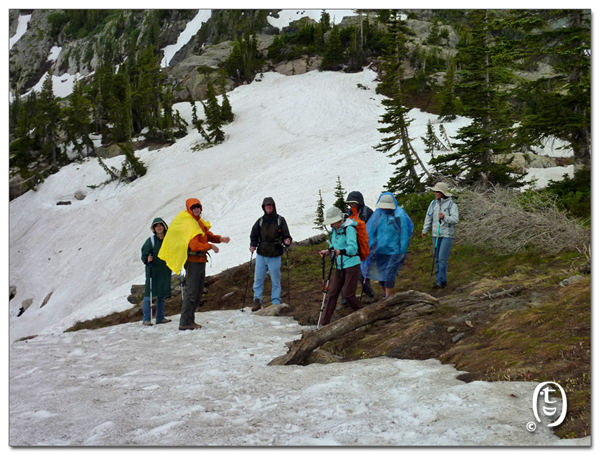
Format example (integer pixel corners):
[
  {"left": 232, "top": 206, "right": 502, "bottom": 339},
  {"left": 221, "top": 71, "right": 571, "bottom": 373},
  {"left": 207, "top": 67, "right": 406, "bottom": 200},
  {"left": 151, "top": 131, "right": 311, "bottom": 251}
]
[
  {"left": 321, "top": 264, "right": 363, "bottom": 326},
  {"left": 341, "top": 274, "right": 374, "bottom": 305},
  {"left": 180, "top": 261, "right": 205, "bottom": 327}
]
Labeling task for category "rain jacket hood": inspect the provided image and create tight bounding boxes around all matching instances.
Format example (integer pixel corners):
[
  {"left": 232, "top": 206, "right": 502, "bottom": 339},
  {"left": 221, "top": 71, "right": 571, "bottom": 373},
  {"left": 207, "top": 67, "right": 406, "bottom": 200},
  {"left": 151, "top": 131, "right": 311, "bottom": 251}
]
[
  {"left": 345, "top": 191, "right": 366, "bottom": 208},
  {"left": 261, "top": 197, "right": 278, "bottom": 217},
  {"left": 158, "top": 199, "right": 210, "bottom": 274},
  {"left": 361, "top": 192, "right": 414, "bottom": 281},
  {"left": 151, "top": 217, "right": 168, "bottom": 233}
]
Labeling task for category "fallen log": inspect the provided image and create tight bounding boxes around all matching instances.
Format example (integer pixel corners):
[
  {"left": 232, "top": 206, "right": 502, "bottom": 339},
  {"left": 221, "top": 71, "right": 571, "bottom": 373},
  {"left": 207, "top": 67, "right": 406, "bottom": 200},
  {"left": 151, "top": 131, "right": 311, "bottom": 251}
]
[{"left": 269, "top": 290, "right": 438, "bottom": 366}]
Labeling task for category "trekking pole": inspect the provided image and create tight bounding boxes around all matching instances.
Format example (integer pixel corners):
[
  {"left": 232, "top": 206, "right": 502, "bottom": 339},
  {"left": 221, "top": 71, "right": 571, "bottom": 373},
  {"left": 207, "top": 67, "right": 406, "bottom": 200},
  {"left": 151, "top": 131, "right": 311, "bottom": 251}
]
[
  {"left": 317, "top": 252, "right": 336, "bottom": 328},
  {"left": 148, "top": 263, "right": 153, "bottom": 325},
  {"left": 285, "top": 245, "right": 291, "bottom": 306},
  {"left": 359, "top": 261, "right": 369, "bottom": 303},
  {"left": 431, "top": 220, "right": 441, "bottom": 277},
  {"left": 241, "top": 250, "right": 254, "bottom": 312},
  {"left": 180, "top": 271, "right": 184, "bottom": 301}
]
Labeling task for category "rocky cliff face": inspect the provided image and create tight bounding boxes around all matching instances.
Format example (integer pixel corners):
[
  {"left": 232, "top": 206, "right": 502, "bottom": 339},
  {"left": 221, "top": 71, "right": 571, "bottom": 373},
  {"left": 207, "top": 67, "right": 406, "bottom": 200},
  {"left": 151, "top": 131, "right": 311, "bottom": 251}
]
[{"left": 10, "top": 9, "right": 458, "bottom": 104}]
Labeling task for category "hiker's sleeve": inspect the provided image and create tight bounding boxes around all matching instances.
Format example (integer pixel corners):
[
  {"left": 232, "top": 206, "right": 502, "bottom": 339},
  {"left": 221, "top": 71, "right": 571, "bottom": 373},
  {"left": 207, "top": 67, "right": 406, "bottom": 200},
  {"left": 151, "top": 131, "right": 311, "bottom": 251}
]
[
  {"left": 281, "top": 217, "right": 292, "bottom": 242},
  {"left": 141, "top": 238, "right": 152, "bottom": 264},
  {"left": 422, "top": 201, "right": 434, "bottom": 234},
  {"left": 400, "top": 215, "right": 411, "bottom": 255},
  {"left": 189, "top": 234, "right": 213, "bottom": 253},
  {"left": 206, "top": 230, "right": 222, "bottom": 244},
  {"left": 250, "top": 219, "right": 260, "bottom": 247}
]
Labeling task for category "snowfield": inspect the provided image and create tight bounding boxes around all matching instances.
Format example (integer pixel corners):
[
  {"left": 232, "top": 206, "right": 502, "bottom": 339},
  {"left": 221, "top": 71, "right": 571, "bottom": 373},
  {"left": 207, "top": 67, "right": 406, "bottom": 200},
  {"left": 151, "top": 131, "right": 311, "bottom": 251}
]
[
  {"left": 8, "top": 10, "right": 583, "bottom": 448},
  {"left": 8, "top": 310, "right": 589, "bottom": 447}
]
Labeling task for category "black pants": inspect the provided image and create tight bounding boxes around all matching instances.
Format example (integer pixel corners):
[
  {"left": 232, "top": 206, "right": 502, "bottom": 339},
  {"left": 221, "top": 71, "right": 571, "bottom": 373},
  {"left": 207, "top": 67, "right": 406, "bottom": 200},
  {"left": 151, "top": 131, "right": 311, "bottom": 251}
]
[{"left": 180, "top": 261, "right": 205, "bottom": 326}]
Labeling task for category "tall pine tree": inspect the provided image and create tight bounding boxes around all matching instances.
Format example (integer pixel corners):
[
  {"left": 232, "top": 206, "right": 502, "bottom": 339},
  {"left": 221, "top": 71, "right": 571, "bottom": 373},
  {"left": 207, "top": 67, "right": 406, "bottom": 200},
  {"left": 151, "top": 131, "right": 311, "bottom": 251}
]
[
  {"left": 375, "top": 11, "right": 430, "bottom": 194},
  {"left": 431, "top": 9, "right": 522, "bottom": 188}
]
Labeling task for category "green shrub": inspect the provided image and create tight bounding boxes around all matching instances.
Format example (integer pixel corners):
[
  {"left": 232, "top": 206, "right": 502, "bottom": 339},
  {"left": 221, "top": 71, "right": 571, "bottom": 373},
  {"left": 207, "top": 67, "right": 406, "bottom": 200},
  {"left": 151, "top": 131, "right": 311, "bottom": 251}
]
[{"left": 543, "top": 170, "right": 591, "bottom": 221}]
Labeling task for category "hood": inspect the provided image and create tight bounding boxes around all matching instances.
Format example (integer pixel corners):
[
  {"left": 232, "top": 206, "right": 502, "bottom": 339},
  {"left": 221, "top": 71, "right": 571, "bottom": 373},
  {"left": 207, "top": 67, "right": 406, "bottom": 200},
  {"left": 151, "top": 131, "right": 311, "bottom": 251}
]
[
  {"left": 151, "top": 217, "right": 168, "bottom": 233},
  {"left": 261, "top": 197, "right": 278, "bottom": 216},
  {"left": 186, "top": 198, "right": 202, "bottom": 218},
  {"left": 345, "top": 191, "right": 366, "bottom": 208}
]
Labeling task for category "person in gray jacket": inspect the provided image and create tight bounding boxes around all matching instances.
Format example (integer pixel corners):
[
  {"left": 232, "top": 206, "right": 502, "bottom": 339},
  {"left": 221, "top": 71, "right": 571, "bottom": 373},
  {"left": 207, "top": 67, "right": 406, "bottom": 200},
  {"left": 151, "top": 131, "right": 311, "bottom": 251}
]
[{"left": 422, "top": 182, "right": 459, "bottom": 289}]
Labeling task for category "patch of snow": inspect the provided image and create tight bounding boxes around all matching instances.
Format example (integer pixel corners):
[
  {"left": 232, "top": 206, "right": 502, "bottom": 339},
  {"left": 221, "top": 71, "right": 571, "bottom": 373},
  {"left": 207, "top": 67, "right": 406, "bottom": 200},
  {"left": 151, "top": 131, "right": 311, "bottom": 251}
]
[
  {"left": 267, "top": 9, "right": 358, "bottom": 29},
  {"left": 9, "top": 14, "right": 31, "bottom": 50},
  {"left": 161, "top": 10, "right": 212, "bottom": 68}
]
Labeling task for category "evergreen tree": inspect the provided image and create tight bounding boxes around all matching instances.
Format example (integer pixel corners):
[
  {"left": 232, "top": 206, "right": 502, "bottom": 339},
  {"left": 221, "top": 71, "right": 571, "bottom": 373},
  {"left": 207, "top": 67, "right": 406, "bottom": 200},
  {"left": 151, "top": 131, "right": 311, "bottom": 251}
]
[
  {"left": 333, "top": 176, "right": 347, "bottom": 214},
  {"left": 203, "top": 79, "right": 225, "bottom": 144},
  {"left": 314, "top": 189, "right": 326, "bottom": 233},
  {"left": 437, "top": 58, "right": 458, "bottom": 121},
  {"left": 35, "top": 72, "right": 62, "bottom": 165},
  {"left": 61, "top": 78, "right": 94, "bottom": 158},
  {"left": 502, "top": 10, "right": 591, "bottom": 171},
  {"left": 190, "top": 100, "right": 210, "bottom": 142},
  {"left": 431, "top": 10, "right": 522, "bottom": 188},
  {"left": 375, "top": 11, "right": 430, "bottom": 194},
  {"left": 321, "top": 24, "right": 344, "bottom": 70},
  {"left": 224, "top": 30, "right": 261, "bottom": 83},
  {"left": 218, "top": 71, "right": 234, "bottom": 124}
]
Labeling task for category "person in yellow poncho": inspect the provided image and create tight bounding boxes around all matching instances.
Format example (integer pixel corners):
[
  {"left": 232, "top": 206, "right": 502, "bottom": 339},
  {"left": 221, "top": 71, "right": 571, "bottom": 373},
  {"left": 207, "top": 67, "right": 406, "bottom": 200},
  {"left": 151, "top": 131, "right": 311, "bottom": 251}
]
[{"left": 159, "top": 198, "right": 230, "bottom": 331}]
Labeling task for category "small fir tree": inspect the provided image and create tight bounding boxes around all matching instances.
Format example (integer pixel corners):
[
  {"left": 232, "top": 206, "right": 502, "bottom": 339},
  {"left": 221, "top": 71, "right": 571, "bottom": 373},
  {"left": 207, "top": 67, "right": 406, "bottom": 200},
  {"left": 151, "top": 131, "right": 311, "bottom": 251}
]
[
  {"left": 314, "top": 189, "right": 327, "bottom": 233},
  {"left": 333, "top": 176, "right": 347, "bottom": 214}
]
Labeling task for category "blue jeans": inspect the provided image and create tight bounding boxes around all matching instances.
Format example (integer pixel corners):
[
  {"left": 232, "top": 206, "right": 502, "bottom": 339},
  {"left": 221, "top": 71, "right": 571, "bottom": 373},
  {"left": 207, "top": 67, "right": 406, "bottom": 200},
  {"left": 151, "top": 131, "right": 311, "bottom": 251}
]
[
  {"left": 253, "top": 254, "right": 282, "bottom": 305},
  {"left": 142, "top": 295, "right": 166, "bottom": 322},
  {"left": 433, "top": 237, "right": 453, "bottom": 286}
]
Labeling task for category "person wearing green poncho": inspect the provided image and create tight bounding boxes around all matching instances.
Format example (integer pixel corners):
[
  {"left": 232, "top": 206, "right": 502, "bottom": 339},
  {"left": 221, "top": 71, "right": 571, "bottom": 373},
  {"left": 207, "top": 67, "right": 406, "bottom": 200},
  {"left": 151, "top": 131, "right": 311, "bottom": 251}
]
[{"left": 140, "top": 217, "right": 172, "bottom": 326}]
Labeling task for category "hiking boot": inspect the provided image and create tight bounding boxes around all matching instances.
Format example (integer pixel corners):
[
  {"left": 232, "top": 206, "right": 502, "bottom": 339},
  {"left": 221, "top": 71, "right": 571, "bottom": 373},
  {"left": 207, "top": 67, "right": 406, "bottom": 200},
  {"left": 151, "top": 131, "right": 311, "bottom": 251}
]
[
  {"left": 179, "top": 323, "right": 202, "bottom": 331},
  {"left": 432, "top": 282, "right": 446, "bottom": 289},
  {"left": 251, "top": 299, "right": 262, "bottom": 312},
  {"left": 142, "top": 321, "right": 153, "bottom": 327},
  {"left": 156, "top": 318, "right": 171, "bottom": 324},
  {"left": 336, "top": 303, "right": 349, "bottom": 312},
  {"left": 363, "top": 295, "right": 375, "bottom": 304}
]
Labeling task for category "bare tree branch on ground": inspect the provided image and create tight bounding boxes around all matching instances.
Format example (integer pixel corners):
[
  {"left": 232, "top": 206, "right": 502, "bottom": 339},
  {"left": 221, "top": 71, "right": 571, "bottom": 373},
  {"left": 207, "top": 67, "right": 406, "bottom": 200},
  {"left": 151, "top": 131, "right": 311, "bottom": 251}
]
[{"left": 269, "top": 291, "right": 438, "bottom": 366}]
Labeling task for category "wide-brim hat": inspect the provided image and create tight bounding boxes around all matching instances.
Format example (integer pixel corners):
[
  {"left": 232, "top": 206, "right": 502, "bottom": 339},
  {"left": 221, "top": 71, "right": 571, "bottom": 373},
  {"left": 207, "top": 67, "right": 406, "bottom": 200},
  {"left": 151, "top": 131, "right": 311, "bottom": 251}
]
[
  {"left": 376, "top": 194, "right": 396, "bottom": 210},
  {"left": 324, "top": 206, "right": 343, "bottom": 225},
  {"left": 430, "top": 182, "right": 452, "bottom": 196}
]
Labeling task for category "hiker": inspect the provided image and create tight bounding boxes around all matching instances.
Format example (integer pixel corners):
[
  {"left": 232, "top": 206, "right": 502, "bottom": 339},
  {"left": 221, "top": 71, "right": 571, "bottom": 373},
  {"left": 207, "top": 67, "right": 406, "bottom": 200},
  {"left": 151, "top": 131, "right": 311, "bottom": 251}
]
[
  {"left": 362, "top": 192, "right": 414, "bottom": 300},
  {"left": 158, "top": 198, "right": 230, "bottom": 331},
  {"left": 421, "top": 182, "right": 459, "bottom": 289},
  {"left": 338, "top": 191, "right": 375, "bottom": 310},
  {"left": 317, "top": 206, "right": 364, "bottom": 326},
  {"left": 249, "top": 197, "right": 292, "bottom": 312},
  {"left": 140, "top": 218, "right": 172, "bottom": 326}
]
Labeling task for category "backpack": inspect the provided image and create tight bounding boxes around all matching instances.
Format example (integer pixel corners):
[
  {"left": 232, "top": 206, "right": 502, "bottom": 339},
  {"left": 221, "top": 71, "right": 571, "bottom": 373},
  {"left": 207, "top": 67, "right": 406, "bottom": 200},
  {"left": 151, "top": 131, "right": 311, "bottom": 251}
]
[
  {"left": 354, "top": 218, "right": 370, "bottom": 262},
  {"left": 331, "top": 217, "right": 370, "bottom": 262}
]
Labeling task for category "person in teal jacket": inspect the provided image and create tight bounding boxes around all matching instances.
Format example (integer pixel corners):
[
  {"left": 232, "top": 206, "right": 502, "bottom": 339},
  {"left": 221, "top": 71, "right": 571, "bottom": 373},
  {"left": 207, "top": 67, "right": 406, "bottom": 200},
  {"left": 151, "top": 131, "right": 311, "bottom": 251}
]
[
  {"left": 140, "top": 217, "right": 172, "bottom": 326},
  {"left": 361, "top": 193, "right": 414, "bottom": 300},
  {"left": 318, "top": 206, "right": 364, "bottom": 326}
]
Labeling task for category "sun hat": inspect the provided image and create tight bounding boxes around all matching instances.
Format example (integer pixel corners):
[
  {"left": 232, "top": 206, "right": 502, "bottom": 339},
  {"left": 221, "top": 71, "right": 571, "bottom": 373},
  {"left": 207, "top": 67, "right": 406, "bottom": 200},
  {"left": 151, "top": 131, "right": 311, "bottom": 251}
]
[
  {"left": 376, "top": 194, "right": 396, "bottom": 210},
  {"left": 324, "top": 206, "right": 344, "bottom": 225},
  {"left": 430, "top": 182, "right": 452, "bottom": 196}
]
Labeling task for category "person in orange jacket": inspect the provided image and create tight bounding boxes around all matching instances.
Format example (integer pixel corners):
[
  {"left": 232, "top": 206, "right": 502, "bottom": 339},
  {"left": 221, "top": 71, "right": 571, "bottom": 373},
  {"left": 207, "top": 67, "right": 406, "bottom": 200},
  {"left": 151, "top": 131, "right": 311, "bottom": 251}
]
[{"left": 180, "top": 198, "right": 230, "bottom": 330}]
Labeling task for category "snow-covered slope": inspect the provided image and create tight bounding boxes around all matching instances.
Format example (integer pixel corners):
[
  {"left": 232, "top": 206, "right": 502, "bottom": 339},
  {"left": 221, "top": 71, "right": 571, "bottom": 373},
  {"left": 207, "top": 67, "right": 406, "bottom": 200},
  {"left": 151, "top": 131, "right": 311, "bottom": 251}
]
[{"left": 8, "top": 67, "right": 573, "bottom": 344}]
